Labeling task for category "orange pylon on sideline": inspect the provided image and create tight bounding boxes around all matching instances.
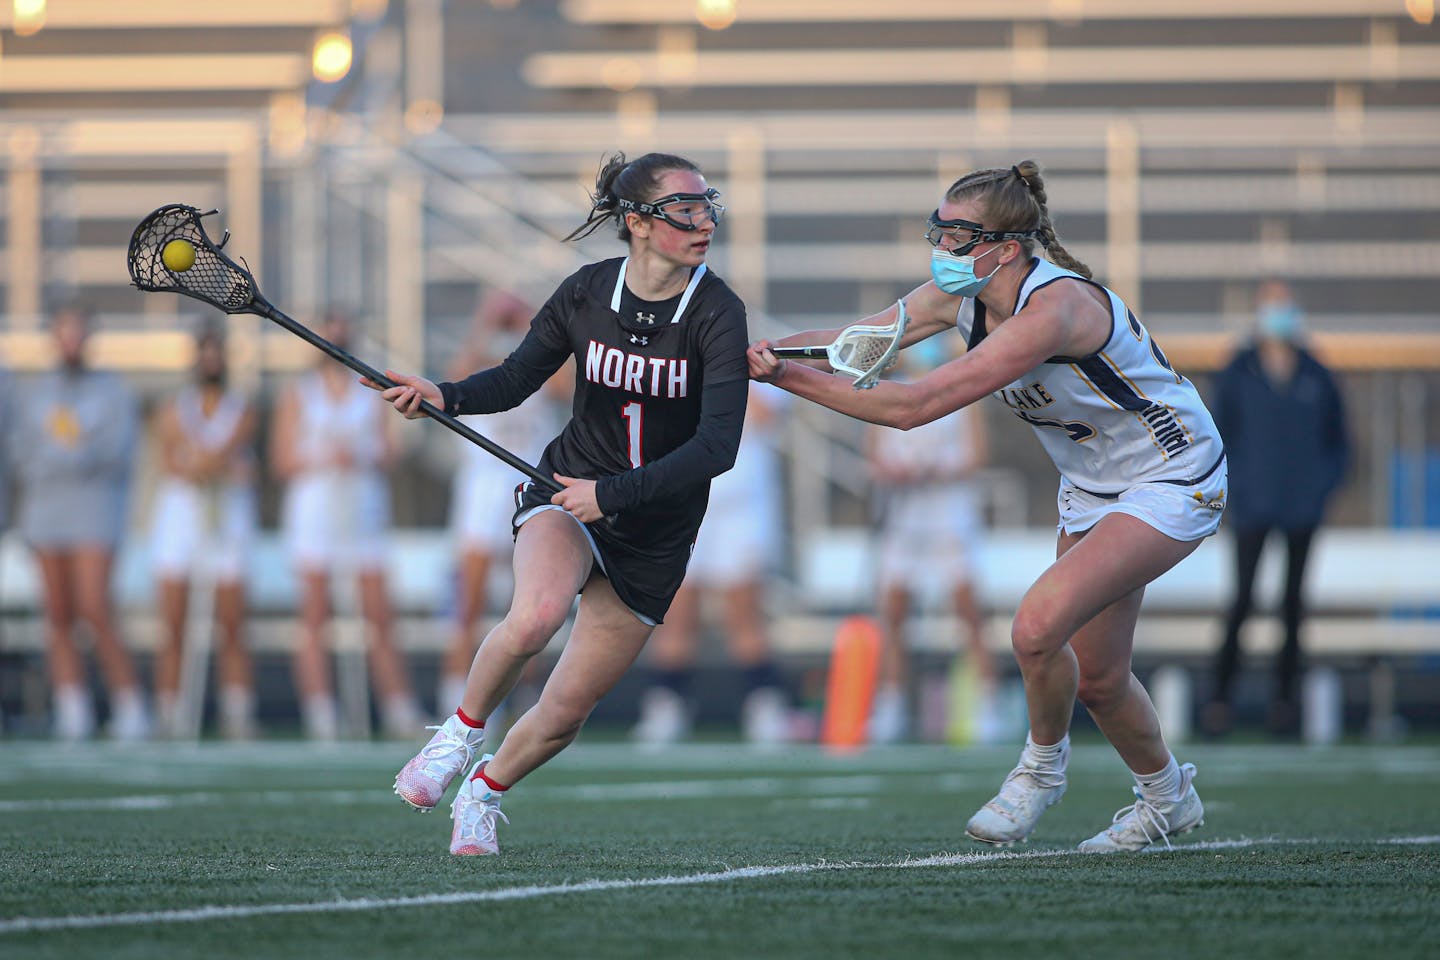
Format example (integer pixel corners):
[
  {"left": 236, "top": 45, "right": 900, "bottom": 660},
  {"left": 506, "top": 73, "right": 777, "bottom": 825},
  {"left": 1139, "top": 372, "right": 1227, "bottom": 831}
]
[{"left": 820, "top": 615, "right": 882, "bottom": 752}]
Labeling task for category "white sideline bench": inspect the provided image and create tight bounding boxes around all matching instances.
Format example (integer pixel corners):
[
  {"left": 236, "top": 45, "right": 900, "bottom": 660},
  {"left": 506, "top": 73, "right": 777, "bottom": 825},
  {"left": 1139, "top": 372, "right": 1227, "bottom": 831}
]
[{"left": 0, "top": 529, "right": 1436, "bottom": 657}]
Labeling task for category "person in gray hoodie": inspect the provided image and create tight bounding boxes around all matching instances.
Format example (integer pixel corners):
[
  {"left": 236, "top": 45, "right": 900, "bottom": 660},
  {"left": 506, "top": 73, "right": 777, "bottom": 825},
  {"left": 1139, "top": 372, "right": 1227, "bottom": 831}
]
[{"left": 9, "top": 308, "right": 149, "bottom": 740}]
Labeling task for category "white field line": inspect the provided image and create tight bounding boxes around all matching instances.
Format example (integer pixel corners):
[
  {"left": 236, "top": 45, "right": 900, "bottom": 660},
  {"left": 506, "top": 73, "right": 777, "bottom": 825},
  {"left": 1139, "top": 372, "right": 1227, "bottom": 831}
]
[
  {"left": 0, "top": 773, "right": 955, "bottom": 814},
  {"left": 0, "top": 837, "right": 1298, "bottom": 935}
]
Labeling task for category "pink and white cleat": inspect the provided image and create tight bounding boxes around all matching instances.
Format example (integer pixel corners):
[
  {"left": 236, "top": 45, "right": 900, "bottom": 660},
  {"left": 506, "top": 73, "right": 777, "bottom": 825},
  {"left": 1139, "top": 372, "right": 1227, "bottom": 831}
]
[
  {"left": 450, "top": 756, "right": 509, "bottom": 856},
  {"left": 393, "top": 715, "right": 484, "bottom": 812}
]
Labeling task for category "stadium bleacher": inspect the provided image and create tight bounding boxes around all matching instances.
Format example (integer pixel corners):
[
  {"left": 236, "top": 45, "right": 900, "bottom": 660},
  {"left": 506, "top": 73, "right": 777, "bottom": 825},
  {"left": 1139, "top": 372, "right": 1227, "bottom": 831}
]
[{"left": 0, "top": 0, "right": 1436, "bottom": 727}]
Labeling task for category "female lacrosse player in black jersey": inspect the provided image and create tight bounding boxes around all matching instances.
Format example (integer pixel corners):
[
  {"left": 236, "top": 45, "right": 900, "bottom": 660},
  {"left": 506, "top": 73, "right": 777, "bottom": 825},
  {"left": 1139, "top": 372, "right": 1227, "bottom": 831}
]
[{"left": 377, "top": 152, "right": 749, "bottom": 855}]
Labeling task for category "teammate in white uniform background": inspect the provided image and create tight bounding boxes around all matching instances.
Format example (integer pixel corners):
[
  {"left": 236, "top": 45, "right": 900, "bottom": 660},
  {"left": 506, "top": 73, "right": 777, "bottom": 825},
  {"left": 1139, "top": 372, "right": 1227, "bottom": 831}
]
[
  {"left": 9, "top": 309, "right": 149, "bottom": 741},
  {"left": 271, "top": 311, "right": 423, "bottom": 740},
  {"left": 149, "top": 325, "right": 259, "bottom": 739},
  {"left": 440, "top": 289, "right": 568, "bottom": 720},
  {"left": 750, "top": 159, "right": 1226, "bottom": 853},
  {"left": 865, "top": 337, "right": 992, "bottom": 744},
  {"left": 632, "top": 380, "right": 792, "bottom": 745}
]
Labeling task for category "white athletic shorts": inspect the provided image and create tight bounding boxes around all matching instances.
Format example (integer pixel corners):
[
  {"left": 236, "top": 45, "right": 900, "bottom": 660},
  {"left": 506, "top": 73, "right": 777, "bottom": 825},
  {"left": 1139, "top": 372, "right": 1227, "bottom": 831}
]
[
  {"left": 1057, "top": 459, "right": 1228, "bottom": 543},
  {"left": 450, "top": 466, "right": 523, "bottom": 555},
  {"left": 876, "top": 486, "right": 983, "bottom": 593},
  {"left": 149, "top": 480, "right": 256, "bottom": 581},
  {"left": 282, "top": 471, "right": 390, "bottom": 572}
]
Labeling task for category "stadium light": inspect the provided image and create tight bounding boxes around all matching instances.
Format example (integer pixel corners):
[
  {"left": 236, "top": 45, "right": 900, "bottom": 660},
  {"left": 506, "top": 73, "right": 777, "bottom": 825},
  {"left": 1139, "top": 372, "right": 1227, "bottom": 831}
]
[
  {"left": 13, "top": 0, "right": 45, "bottom": 36},
  {"left": 313, "top": 30, "right": 353, "bottom": 83},
  {"left": 696, "top": 0, "right": 736, "bottom": 30}
]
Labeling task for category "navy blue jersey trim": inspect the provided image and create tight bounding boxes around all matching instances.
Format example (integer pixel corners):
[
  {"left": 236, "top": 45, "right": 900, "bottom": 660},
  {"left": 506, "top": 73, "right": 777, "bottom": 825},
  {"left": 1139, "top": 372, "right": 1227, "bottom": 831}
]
[
  {"left": 1070, "top": 450, "right": 1226, "bottom": 500},
  {"left": 1075, "top": 355, "right": 1151, "bottom": 412}
]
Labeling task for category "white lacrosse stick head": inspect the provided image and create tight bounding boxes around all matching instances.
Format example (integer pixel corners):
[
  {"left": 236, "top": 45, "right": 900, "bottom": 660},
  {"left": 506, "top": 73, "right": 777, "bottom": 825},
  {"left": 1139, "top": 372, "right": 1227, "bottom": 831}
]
[{"left": 828, "top": 300, "right": 910, "bottom": 390}]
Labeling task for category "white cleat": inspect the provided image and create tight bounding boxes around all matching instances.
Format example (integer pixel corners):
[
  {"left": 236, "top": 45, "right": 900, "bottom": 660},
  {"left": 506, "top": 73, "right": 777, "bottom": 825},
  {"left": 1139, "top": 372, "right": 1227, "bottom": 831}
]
[
  {"left": 450, "top": 756, "right": 509, "bottom": 856},
  {"left": 1078, "top": 764, "right": 1204, "bottom": 853},
  {"left": 393, "top": 715, "right": 484, "bottom": 812},
  {"left": 966, "top": 753, "right": 1068, "bottom": 846}
]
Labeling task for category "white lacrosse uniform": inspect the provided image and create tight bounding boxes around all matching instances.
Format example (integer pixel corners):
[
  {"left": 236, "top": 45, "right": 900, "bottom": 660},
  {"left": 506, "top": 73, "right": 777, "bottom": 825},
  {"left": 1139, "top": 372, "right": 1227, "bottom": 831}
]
[
  {"left": 281, "top": 372, "right": 391, "bottom": 572},
  {"left": 149, "top": 387, "right": 258, "bottom": 582},
  {"left": 872, "top": 405, "right": 985, "bottom": 595},
  {"left": 686, "top": 382, "right": 786, "bottom": 587},
  {"left": 450, "top": 391, "right": 559, "bottom": 554},
  {"left": 955, "top": 257, "right": 1226, "bottom": 542}
]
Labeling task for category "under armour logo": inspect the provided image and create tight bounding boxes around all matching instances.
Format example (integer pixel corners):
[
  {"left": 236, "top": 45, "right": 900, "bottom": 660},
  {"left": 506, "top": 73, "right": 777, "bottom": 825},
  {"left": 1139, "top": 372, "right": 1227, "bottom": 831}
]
[
  {"left": 636, "top": 311, "right": 656, "bottom": 326},
  {"left": 629, "top": 333, "right": 649, "bottom": 346}
]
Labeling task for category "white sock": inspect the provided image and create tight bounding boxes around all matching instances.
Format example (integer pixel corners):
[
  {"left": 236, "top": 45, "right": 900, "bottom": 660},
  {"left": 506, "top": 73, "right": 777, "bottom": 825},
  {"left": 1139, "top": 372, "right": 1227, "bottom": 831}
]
[
  {"left": 1021, "top": 732, "right": 1070, "bottom": 771},
  {"left": 302, "top": 695, "right": 339, "bottom": 741},
  {"left": 53, "top": 685, "right": 96, "bottom": 740},
  {"left": 1135, "top": 754, "right": 1183, "bottom": 803},
  {"left": 219, "top": 686, "right": 257, "bottom": 738}
]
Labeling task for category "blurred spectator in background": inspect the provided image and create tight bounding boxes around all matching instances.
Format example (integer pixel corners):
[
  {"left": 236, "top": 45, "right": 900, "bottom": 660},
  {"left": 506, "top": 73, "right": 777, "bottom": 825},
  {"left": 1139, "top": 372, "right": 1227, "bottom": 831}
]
[
  {"left": 865, "top": 336, "right": 993, "bottom": 743},
  {"left": 271, "top": 310, "right": 423, "bottom": 740},
  {"left": 8, "top": 308, "right": 148, "bottom": 741},
  {"left": 441, "top": 289, "right": 566, "bottom": 721},
  {"left": 631, "top": 381, "right": 791, "bottom": 745},
  {"left": 148, "top": 323, "right": 259, "bottom": 739},
  {"left": 1205, "top": 280, "right": 1349, "bottom": 737}
]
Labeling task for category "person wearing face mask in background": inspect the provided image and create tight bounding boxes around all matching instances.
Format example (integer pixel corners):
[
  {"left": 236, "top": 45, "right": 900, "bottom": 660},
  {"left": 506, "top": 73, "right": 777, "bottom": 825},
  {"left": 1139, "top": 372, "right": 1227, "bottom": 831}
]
[
  {"left": 148, "top": 322, "right": 260, "bottom": 739},
  {"left": 1203, "top": 280, "right": 1349, "bottom": 738}
]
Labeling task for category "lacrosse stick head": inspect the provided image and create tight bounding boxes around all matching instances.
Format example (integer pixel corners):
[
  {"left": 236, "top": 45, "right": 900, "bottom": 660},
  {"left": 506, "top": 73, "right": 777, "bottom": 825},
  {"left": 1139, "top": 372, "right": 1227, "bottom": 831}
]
[
  {"left": 830, "top": 300, "right": 910, "bottom": 390},
  {"left": 128, "top": 205, "right": 262, "bottom": 314}
]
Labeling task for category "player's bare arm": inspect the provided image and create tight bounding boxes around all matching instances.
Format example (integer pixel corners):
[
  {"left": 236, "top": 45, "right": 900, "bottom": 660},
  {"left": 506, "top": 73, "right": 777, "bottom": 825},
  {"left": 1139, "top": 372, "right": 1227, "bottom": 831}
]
[{"left": 750, "top": 280, "right": 1102, "bottom": 430}]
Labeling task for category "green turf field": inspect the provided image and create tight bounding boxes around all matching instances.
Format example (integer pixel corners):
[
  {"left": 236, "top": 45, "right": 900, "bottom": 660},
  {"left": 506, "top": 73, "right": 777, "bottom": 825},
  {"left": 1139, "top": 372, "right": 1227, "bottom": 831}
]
[{"left": 0, "top": 738, "right": 1436, "bottom": 959}]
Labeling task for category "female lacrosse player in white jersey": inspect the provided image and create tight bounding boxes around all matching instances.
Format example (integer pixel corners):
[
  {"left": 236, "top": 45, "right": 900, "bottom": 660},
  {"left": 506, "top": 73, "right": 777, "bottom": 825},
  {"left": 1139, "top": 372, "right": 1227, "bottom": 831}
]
[
  {"left": 750, "top": 160, "right": 1225, "bottom": 853},
  {"left": 149, "top": 325, "right": 259, "bottom": 738},
  {"left": 273, "top": 311, "right": 423, "bottom": 740},
  {"left": 440, "top": 289, "right": 567, "bottom": 719}
]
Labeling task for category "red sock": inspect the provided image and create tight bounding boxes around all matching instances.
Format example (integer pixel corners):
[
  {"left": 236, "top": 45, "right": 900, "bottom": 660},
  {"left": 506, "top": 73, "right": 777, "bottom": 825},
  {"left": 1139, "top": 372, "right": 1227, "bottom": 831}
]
[
  {"left": 455, "top": 707, "right": 484, "bottom": 729},
  {"left": 472, "top": 764, "right": 510, "bottom": 792}
]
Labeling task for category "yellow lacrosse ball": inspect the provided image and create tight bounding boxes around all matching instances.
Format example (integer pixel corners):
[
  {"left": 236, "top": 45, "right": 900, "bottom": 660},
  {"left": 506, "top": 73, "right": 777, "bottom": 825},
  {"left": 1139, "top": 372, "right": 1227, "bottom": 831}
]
[{"left": 162, "top": 239, "right": 197, "bottom": 272}]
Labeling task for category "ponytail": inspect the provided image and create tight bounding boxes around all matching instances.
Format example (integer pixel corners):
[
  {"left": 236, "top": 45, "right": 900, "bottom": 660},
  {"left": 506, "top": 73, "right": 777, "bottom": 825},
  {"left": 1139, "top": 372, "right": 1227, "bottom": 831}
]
[
  {"left": 564, "top": 151, "right": 703, "bottom": 243},
  {"left": 944, "top": 158, "right": 1093, "bottom": 279}
]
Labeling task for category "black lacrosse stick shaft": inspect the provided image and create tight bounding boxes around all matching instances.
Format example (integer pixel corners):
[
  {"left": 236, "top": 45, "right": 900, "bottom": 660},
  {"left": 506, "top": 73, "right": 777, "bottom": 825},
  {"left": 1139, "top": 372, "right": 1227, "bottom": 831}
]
[{"left": 251, "top": 294, "right": 558, "bottom": 495}]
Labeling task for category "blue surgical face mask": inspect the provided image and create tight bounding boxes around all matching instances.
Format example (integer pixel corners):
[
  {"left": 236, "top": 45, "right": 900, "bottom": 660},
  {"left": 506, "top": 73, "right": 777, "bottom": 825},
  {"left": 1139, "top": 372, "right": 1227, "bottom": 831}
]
[
  {"left": 1258, "top": 302, "right": 1302, "bottom": 340},
  {"left": 931, "top": 245, "right": 1003, "bottom": 298}
]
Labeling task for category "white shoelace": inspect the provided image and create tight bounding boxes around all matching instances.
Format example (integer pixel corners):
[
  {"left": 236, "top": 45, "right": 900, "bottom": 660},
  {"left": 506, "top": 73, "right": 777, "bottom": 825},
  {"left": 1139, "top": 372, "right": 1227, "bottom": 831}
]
[
  {"left": 455, "top": 795, "right": 510, "bottom": 846},
  {"left": 417, "top": 725, "right": 476, "bottom": 780},
  {"left": 999, "top": 762, "right": 1067, "bottom": 797},
  {"left": 1109, "top": 795, "right": 1175, "bottom": 849},
  {"left": 1108, "top": 762, "right": 1197, "bottom": 851}
]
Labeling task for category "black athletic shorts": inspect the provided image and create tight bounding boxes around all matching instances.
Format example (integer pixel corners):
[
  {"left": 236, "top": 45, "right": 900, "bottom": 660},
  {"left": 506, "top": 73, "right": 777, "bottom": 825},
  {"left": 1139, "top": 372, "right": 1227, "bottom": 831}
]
[{"left": 511, "top": 481, "right": 695, "bottom": 625}]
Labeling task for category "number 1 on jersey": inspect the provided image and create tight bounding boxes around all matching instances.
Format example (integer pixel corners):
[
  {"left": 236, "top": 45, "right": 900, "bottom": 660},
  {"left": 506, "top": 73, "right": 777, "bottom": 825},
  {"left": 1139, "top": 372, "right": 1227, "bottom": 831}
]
[{"left": 622, "top": 401, "right": 644, "bottom": 468}]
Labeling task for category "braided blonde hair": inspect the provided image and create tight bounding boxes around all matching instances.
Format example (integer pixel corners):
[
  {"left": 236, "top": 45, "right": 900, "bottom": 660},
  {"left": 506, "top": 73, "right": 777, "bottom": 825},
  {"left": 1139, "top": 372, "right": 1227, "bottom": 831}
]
[{"left": 943, "top": 159, "right": 1093, "bottom": 279}]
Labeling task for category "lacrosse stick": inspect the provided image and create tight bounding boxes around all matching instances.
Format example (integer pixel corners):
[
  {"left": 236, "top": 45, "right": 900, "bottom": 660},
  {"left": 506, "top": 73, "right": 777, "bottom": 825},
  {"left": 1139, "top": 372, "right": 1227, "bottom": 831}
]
[
  {"left": 771, "top": 300, "right": 909, "bottom": 390},
  {"left": 127, "top": 204, "right": 561, "bottom": 495}
]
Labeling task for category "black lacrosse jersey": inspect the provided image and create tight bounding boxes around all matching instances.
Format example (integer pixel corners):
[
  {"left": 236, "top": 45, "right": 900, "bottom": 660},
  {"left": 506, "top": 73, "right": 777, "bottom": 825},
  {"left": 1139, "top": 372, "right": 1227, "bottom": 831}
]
[{"left": 438, "top": 257, "right": 750, "bottom": 621}]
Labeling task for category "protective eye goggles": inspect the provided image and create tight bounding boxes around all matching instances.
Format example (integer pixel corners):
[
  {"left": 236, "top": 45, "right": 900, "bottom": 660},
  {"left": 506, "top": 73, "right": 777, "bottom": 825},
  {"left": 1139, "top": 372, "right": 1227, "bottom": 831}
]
[
  {"left": 618, "top": 188, "right": 725, "bottom": 231},
  {"left": 924, "top": 210, "right": 1042, "bottom": 256}
]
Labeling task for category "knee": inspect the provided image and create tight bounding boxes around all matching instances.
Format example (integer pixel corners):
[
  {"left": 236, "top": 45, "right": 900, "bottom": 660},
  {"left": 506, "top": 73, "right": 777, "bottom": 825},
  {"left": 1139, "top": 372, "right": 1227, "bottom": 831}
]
[
  {"left": 1010, "top": 604, "right": 1066, "bottom": 664},
  {"left": 1076, "top": 670, "right": 1131, "bottom": 713},
  {"left": 497, "top": 599, "right": 570, "bottom": 657}
]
